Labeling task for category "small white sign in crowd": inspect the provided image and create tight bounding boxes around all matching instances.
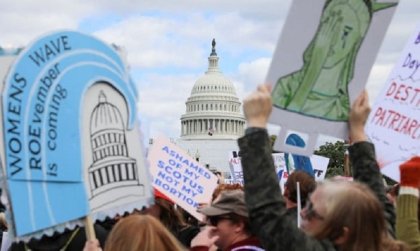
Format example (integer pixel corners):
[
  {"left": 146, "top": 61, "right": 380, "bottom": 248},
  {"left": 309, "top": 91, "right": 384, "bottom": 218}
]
[{"left": 228, "top": 151, "right": 329, "bottom": 190}]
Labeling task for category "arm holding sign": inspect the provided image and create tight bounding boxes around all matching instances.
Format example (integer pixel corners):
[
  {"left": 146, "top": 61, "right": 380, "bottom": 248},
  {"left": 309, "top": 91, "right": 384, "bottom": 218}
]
[
  {"left": 242, "top": 85, "right": 272, "bottom": 128},
  {"left": 347, "top": 90, "right": 396, "bottom": 238},
  {"left": 239, "top": 85, "right": 335, "bottom": 250},
  {"left": 348, "top": 90, "right": 370, "bottom": 143},
  {"left": 239, "top": 86, "right": 408, "bottom": 250}
]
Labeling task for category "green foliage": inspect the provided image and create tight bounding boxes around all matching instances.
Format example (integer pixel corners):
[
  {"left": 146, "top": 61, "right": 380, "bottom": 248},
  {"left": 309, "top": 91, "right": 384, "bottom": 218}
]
[
  {"left": 270, "top": 135, "right": 277, "bottom": 149},
  {"left": 314, "top": 141, "right": 348, "bottom": 178}
]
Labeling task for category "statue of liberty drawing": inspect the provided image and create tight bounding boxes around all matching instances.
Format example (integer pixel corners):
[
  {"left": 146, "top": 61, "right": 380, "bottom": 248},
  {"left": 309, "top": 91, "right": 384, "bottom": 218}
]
[{"left": 272, "top": 0, "right": 397, "bottom": 121}]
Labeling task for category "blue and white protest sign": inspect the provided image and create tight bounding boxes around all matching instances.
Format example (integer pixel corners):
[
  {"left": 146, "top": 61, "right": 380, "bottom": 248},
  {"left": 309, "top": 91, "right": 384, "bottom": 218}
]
[
  {"left": 1, "top": 31, "right": 152, "bottom": 237},
  {"left": 148, "top": 137, "right": 218, "bottom": 221},
  {"left": 3, "top": 32, "right": 137, "bottom": 182}
]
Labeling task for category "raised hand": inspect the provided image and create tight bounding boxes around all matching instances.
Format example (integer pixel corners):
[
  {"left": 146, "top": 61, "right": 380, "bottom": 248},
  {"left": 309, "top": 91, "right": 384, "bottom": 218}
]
[
  {"left": 191, "top": 226, "right": 220, "bottom": 248},
  {"left": 349, "top": 90, "right": 370, "bottom": 142},
  {"left": 243, "top": 84, "right": 272, "bottom": 128},
  {"left": 83, "top": 239, "right": 102, "bottom": 251}
]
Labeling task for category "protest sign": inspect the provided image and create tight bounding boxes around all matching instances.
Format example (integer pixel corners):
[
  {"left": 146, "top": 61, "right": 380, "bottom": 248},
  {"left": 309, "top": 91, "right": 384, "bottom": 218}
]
[
  {"left": 148, "top": 137, "right": 218, "bottom": 221},
  {"left": 228, "top": 151, "right": 243, "bottom": 184},
  {"left": 228, "top": 151, "right": 329, "bottom": 188},
  {"left": 272, "top": 153, "right": 288, "bottom": 189},
  {"left": 366, "top": 23, "right": 420, "bottom": 181},
  {"left": 0, "top": 31, "right": 152, "bottom": 237},
  {"left": 228, "top": 152, "right": 282, "bottom": 185},
  {"left": 266, "top": 0, "right": 399, "bottom": 156}
]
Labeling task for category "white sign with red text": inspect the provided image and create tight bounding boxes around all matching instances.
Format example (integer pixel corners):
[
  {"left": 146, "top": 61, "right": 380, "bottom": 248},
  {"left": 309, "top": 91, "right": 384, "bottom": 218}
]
[{"left": 366, "top": 24, "right": 420, "bottom": 182}]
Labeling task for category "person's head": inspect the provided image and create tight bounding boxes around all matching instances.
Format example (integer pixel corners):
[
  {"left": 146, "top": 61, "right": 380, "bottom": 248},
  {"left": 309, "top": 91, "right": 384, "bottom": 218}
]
[
  {"left": 399, "top": 156, "right": 420, "bottom": 232},
  {"left": 284, "top": 170, "right": 316, "bottom": 208},
  {"left": 212, "top": 170, "right": 225, "bottom": 184},
  {"left": 104, "top": 214, "right": 185, "bottom": 251},
  {"left": 211, "top": 183, "right": 244, "bottom": 202},
  {"left": 200, "top": 190, "right": 251, "bottom": 250},
  {"left": 300, "top": 180, "right": 406, "bottom": 251},
  {"left": 142, "top": 189, "right": 187, "bottom": 232}
]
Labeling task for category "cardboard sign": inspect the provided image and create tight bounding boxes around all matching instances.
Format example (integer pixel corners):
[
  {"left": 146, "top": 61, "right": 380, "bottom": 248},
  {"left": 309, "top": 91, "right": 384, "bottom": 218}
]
[
  {"left": 1, "top": 31, "right": 152, "bottom": 237},
  {"left": 148, "top": 137, "right": 218, "bottom": 221},
  {"left": 266, "top": 0, "right": 399, "bottom": 156},
  {"left": 366, "top": 23, "right": 420, "bottom": 181}
]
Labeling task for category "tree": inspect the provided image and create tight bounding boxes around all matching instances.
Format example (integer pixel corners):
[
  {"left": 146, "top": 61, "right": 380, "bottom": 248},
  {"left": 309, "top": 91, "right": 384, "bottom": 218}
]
[
  {"left": 314, "top": 141, "right": 399, "bottom": 185},
  {"left": 314, "top": 141, "right": 348, "bottom": 178}
]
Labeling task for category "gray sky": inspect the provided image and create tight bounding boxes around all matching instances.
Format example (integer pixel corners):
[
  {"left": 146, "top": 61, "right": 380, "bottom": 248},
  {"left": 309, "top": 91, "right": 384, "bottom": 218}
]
[{"left": 1, "top": 0, "right": 418, "bottom": 139}]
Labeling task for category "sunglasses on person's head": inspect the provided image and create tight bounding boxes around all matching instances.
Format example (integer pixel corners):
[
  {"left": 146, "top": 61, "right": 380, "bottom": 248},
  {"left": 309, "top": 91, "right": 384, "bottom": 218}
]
[
  {"left": 208, "top": 215, "right": 233, "bottom": 226},
  {"left": 304, "top": 200, "right": 325, "bottom": 221}
]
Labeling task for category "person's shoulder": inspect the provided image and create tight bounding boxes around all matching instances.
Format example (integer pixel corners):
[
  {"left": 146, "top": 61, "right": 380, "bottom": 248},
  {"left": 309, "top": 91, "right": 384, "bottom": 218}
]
[{"left": 179, "top": 224, "right": 200, "bottom": 238}]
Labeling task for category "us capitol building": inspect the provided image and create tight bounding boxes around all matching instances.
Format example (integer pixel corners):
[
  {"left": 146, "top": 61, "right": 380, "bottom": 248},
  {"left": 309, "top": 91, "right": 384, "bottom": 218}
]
[{"left": 176, "top": 39, "right": 245, "bottom": 177}]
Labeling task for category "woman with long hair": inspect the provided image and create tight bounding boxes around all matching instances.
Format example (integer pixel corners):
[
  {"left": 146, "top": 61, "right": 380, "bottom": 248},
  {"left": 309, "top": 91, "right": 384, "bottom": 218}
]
[
  {"left": 84, "top": 214, "right": 186, "bottom": 251},
  {"left": 143, "top": 190, "right": 200, "bottom": 248},
  {"left": 239, "top": 85, "right": 408, "bottom": 251}
]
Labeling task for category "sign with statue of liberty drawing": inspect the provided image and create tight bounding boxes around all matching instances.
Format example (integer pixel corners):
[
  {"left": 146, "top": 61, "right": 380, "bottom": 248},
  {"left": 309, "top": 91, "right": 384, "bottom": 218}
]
[
  {"left": 0, "top": 31, "right": 152, "bottom": 238},
  {"left": 266, "top": 0, "right": 399, "bottom": 156}
]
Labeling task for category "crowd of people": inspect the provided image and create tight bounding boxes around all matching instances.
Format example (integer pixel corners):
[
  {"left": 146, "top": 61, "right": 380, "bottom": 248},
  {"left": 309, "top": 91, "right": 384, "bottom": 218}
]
[{"left": 1, "top": 85, "right": 418, "bottom": 251}]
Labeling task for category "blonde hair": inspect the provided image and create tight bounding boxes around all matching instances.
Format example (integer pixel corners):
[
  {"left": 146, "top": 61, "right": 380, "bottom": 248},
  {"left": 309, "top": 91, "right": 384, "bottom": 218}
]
[
  {"left": 314, "top": 180, "right": 408, "bottom": 251},
  {"left": 104, "top": 214, "right": 186, "bottom": 251}
]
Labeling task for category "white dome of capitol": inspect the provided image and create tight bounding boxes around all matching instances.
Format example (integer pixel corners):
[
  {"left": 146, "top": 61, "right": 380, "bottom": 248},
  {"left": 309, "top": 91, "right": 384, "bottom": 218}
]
[
  {"left": 180, "top": 39, "right": 245, "bottom": 140},
  {"left": 191, "top": 72, "right": 237, "bottom": 97}
]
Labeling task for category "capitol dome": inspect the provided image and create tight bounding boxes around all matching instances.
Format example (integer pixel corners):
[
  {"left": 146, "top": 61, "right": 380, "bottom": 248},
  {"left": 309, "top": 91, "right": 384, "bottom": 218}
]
[
  {"left": 180, "top": 39, "right": 245, "bottom": 140},
  {"left": 88, "top": 90, "right": 141, "bottom": 199},
  {"left": 90, "top": 91, "right": 125, "bottom": 134},
  {"left": 191, "top": 74, "right": 237, "bottom": 97}
]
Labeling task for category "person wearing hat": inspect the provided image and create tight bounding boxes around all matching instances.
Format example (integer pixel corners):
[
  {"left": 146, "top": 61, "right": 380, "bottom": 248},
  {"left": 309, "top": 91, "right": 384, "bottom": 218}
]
[
  {"left": 190, "top": 190, "right": 264, "bottom": 251},
  {"left": 396, "top": 156, "right": 420, "bottom": 251}
]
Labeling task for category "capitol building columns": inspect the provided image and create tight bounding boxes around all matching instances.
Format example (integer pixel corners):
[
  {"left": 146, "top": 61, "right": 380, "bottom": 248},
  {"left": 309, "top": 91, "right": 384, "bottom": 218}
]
[
  {"left": 178, "top": 39, "right": 245, "bottom": 176},
  {"left": 180, "top": 38, "right": 245, "bottom": 140},
  {"left": 181, "top": 118, "right": 245, "bottom": 136}
]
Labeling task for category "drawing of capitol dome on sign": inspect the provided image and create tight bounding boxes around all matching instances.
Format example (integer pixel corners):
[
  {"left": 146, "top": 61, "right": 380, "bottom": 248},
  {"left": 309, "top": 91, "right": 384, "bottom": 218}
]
[{"left": 88, "top": 91, "right": 144, "bottom": 205}]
